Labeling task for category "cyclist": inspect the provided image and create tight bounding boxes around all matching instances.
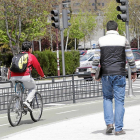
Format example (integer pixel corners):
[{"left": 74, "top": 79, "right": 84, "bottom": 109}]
[{"left": 7, "top": 41, "right": 45, "bottom": 112}]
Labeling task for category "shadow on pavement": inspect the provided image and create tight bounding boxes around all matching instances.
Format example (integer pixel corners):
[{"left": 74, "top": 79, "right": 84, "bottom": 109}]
[{"left": 91, "top": 128, "right": 134, "bottom": 135}]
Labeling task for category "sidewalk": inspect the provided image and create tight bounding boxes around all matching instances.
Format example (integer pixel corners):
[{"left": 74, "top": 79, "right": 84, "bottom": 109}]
[{"left": 1, "top": 105, "right": 140, "bottom": 140}]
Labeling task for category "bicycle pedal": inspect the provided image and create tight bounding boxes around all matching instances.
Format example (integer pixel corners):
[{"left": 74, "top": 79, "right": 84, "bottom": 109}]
[
  {"left": 23, "top": 107, "right": 28, "bottom": 111},
  {"left": 22, "top": 111, "right": 27, "bottom": 115}
]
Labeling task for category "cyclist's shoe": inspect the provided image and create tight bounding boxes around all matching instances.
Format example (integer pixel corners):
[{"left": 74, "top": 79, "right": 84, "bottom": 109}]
[{"left": 23, "top": 101, "right": 33, "bottom": 112}]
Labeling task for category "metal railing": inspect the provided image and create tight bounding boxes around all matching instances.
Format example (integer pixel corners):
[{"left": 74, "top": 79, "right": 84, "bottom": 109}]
[{"left": 0, "top": 75, "right": 102, "bottom": 111}]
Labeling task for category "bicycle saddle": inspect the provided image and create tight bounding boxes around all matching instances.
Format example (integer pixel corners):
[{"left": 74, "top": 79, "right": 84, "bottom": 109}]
[{"left": 15, "top": 80, "right": 23, "bottom": 84}]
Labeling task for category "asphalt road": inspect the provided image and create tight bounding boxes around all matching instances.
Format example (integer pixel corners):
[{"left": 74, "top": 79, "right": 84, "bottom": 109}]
[
  {"left": 0, "top": 93, "right": 140, "bottom": 138},
  {"left": 0, "top": 78, "right": 140, "bottom": 139}
]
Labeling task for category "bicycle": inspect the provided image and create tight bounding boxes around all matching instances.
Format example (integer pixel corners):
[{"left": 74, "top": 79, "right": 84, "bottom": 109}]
[{"left": 7, "top": 79, "right": 43, "bottom": 127}]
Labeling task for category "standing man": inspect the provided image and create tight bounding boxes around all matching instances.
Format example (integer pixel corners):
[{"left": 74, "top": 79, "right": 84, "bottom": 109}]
[{"left": 91, "top": 21, "right": 137, "bottom": 135}]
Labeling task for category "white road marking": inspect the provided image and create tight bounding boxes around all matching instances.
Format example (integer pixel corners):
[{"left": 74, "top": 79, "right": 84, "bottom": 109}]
[
  {"left": 0, "top": 116, "right": 7, "bottom": 119},
  {"left": 126, "top": 100, "right": 137, "bottom": 103},
  {"left": 133, "top": 91, "right": 140, "bottom": 92},
  {"left": 0, "top": 101, "right": 102, "bottom": 119},
  {"left": 43, "top": 100, "right": 103, "bottom": 111},
  {"left": 0, "top": 123, "right": 9, "bottom": 127},
  {"left": 44, "top": 103, "right": 65, "bottom": 106},
  {"left": 56, "top": 110, "right": 78, "bottom": 115}
]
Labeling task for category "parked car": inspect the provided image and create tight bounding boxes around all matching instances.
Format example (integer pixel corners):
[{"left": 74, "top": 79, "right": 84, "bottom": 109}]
[
  {"left": 132, "top": 48, "right": 140, "bottom": 53},
  {"left": 126, "top": 52, "right": 140, "bottom": 77},
  {"left": 79, "top": 50, "right": 87, "bottom": 57},
  {"left": 76, "top": 50, "right": 140, "bottom": 79},
  {"left": 75, "top": 51, "right": 95, "bottom": 79}
]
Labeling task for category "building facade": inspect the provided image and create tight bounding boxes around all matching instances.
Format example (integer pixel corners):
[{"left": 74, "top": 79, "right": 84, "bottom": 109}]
[
  {"left": 53, "top": 0, "right": 109, "bottom": 14},
  {"left": 71, "top": 0, "right": 109, "bottom": 13}
]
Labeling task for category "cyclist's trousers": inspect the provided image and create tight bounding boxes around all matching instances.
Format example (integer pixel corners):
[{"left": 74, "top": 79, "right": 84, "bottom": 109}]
[{"left": 10, "top": 75, "right": 36, "bottom": 102}]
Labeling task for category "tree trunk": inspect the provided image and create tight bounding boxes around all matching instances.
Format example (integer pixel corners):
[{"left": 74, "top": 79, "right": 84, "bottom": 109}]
[
  {"left": 75, "top": 38, "right": 76, "bottom": 50},
  {"left": 32, "top": 40, "right": 34, "bottom": 51},
  {"left": 65, "top": 28, "right": 70, "bottom": 52},
  {"left": 9, "top": 40, "right": 14, "bottom": 54},
  {"left": 89, "top": 34, "right": 92, "bottom": 50},
  {"left": 50, "top": 26, "right": 53, "bottom": 51},
  {"left": 39, "top": 38, "right": 41, "bottom": 51},
  {"left": 4, "top": 3, "right": 22, "bottom": 55},
  {"left": 51, "top": 34, "right": 53, "bottom": 51},
  {"left": 4, "top": 2, "right": 17, "bottom": 55},
  {"left": 84, "top": 36, "right": 85, "bottom": 50}
]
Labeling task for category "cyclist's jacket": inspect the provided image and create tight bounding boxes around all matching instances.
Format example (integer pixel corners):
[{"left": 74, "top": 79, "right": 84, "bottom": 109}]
[
  {"left": 11, "top": 52, "right": 44, "bottom": 77},
  {"left": 91, "top": 30, "right": 137, "bottom": 76}
]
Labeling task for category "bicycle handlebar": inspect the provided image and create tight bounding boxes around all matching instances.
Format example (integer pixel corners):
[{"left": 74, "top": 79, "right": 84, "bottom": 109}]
[{"left": 34, "top": 76, "right": 46, "bottom": 80}]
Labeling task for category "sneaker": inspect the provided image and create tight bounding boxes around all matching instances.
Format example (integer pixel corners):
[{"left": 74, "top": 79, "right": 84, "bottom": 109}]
[
  {"left": 23, "top": 101, "right": 33, "bottom": 112},
  {"left": 106, "top": 124, "right": 114, "bottom": 134},
  {"left": 115, "top": 130, "right": 126, "bottom": 135}
]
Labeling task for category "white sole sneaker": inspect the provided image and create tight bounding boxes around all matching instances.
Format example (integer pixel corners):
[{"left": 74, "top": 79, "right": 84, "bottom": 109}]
[{"left": 23, "top": 102, "right": 33, "bottom": 112}]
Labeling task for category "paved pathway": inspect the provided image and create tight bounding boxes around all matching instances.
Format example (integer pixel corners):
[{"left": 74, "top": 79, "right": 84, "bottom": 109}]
[{"left": 1, "top": 104, "right": 140, "bottom": 140}]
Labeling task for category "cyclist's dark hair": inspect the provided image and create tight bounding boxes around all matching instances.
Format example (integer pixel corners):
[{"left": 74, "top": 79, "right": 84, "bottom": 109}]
[
  {"left": 22, "top": 41, "right": 32, "bottom": 51},
  {"left": 106, "top": 20, "right": 118, "bottom": 31}
]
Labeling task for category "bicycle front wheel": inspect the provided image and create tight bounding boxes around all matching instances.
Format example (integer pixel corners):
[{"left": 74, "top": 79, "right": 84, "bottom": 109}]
[
  {"left": 7, "top": 95, "right": 22, "bottom": 127},
  {"left": 30, "top": 92, "right": 43, "bottom": 122}
]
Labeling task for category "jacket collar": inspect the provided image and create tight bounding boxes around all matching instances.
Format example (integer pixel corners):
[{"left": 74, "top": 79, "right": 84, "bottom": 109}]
[{"left": 106, "top": 30, "right": 119, "bottom": 35}]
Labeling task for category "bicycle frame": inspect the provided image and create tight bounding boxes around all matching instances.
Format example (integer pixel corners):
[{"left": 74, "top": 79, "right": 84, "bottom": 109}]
[
  {"left": 15, "top": 82, "right": 24, "bottom": 97},
  {"left": 14, "top": 81, "right": 28, "bottom": 113}
]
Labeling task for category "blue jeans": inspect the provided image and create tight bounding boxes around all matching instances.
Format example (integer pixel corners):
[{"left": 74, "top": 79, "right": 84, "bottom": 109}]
[{"left": 101, "top": 75, "right": 126, "bottom": 132}]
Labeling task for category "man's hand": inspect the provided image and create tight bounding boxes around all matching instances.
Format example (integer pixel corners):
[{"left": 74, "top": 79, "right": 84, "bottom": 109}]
[
  {"left": 131, "top": 73, "right": 137, "bottom": 82},
  {"left": 95, "top": 78, "right": 101, "bottom": 82}
]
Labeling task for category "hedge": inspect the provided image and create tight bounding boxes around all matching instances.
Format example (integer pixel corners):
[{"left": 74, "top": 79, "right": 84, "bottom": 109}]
[{"left": 0, "top": 50, "right": 80, "bottom": 77}]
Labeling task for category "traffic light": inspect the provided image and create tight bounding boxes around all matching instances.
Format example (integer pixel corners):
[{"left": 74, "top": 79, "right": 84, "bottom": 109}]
[
  {"left": 51, "top": 10, "right": 60, "bottom": 28},
  {"left": 62, "top": 9, "right": 71, "bottom": 29},
  {"left": 116, "top": 0, "right": 129, "bottom": 22}
]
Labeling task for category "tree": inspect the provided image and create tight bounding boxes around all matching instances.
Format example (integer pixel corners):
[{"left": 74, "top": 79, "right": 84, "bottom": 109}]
[
  {"left": 64, "top": 10, "right": 97, "bottom": 50},
  {"left": 129, "top": 0, "right": 140, "bottom": 39},
  {"left": 103, "top": 0, "right": 140, "bottom": 39},
  {"left": 102, "top": 0, "right": 125, "bottom": 35},
  {"left": 0, "top": 0, "right": 55, "bottom": 54},
  {"left": 0, "top": 20, "right": 9, "bottom": 43}
]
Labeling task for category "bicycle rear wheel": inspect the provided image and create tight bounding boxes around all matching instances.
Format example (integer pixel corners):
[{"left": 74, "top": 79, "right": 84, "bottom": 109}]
[
  {"left": 7, "top": 95, "right": 22, "bottom": 127},
  {"left": 30, "top": 92, "right": 43, "bottom": 122}
]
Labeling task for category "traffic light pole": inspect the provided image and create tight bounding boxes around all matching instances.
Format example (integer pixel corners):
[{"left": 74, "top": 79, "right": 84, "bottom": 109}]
[
  {"left": 56, "top": 28, "right": 60, "bottom": 76},
  {"left": 116, "top": 0, "right": 134, "bottom": 96},
  {"left": 60, "top": 28, "right": 66, "bottom": 81},
  {"left": 125, "top": 21, "right": 133, "bottom": 96}
]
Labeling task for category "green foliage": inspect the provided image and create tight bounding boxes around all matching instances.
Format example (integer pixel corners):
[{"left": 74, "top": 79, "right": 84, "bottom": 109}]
[
  {"left": 21, "top": 13, "right": 50, "bottom": 41},
  {"left": 31, "top": 50, "right": 80, "bottom": 77},
  {"left": 44, "top": 50, "right": 57, "bottom": 76},
  {"left": 67, "top": 50, "right": 80, "bottom": 74},
  {"left": 65, "top": 38, "right": 79, "bottom": 50},
  {"left": 0, "top": 50, "right": 79, "bottom": 77},
  {"left": 0, "top": 21, "right": 9, "bottom": 43},
  {"left": 0, "top": 0, "right": 53, "bottom": 51},
  {"left": 59, "top": 50, "right": 80, "bottom": 75},
  {"left": 103, "top": 0, "right": 125, "bottom": 35},
  {"left": 64, "top": 10, "right": 97, "bottom": 40},
  {"left": 32, "top": 50, "right": 49, "bottom": 77}
]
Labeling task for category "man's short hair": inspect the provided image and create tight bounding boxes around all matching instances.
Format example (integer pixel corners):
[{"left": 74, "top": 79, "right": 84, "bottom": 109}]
[
  {"left": 106, "top": 20, "right": 118, "bottom": 31},
  {"left": 22, "top": 41, "right": 32, "bottom": 51}
]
